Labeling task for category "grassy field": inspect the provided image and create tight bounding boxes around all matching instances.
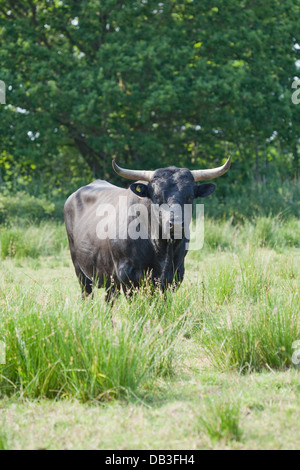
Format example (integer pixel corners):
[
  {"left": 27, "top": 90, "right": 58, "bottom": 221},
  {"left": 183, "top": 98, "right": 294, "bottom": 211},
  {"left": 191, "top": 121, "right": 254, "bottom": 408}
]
[{"left": 0, "top": 217, "right": 299, "bottom": 449}]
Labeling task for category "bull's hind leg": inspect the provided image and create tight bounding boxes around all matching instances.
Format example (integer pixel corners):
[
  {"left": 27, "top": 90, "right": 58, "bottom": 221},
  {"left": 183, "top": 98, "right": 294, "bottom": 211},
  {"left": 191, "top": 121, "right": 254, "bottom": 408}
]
[
  {"left": 74, "top": 260, "right": 93, "bottom": 297},
  {"left": 70, "top": 252, "right": 93, "bottom": 297},
  {"left": 104, "top": 276, "right": 120, "bottom": 304},
  {"left": 66, "top": 233, "right": 93, "bottom": 297}
]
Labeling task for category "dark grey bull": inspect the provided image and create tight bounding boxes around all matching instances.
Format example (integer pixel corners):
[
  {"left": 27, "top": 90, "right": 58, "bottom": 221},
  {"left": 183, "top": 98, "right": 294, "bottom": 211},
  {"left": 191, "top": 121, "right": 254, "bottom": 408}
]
[{"left": 64, "top": 158, "right": 231, "bottom": 301}]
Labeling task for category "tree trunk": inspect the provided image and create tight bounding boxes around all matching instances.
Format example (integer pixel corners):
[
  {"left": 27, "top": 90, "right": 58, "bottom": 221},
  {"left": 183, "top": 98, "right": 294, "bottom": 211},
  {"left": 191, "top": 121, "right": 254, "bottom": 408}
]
[
  {"left": 74, "top": 137, "right": 103, "bottom": 179},
  {"left": 255, "top": 140, "right": 260, "bottom": 184}
]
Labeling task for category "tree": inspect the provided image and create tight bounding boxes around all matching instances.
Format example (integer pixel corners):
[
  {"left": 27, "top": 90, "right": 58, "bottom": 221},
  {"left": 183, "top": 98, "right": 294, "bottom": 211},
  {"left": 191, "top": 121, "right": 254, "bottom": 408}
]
[{"left": 0, "top": 0, "right": 299, "bottom": 190}]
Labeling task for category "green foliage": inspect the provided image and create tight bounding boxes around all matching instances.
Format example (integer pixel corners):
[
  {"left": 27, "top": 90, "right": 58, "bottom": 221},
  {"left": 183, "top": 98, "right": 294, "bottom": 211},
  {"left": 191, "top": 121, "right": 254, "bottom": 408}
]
[
  {"left": 0, "top": 431, "right": 9, "bottom": 450},
  {"left": 198, "top": 398, "right": 242, "bottom": 442},
  {"left": 206, "top": 177, "right": 300, "bottom": 221},
  {"left": 0, "top": 222, "right": 67, "bottom": 259},
  {"left": 197, "top": 250, "right": 300, "bottom": 372},
  {"left": 0, "top": 0, "right": 299, "bottom": 192},
  {"left": 191, "top": 215, "right": 300, "bottom": 256},
  {"left": 0, "top": 289, "right": 188, "bottom": 401},
  {"left": 0, "top": 192, "right": 55, "bottom": 224}
]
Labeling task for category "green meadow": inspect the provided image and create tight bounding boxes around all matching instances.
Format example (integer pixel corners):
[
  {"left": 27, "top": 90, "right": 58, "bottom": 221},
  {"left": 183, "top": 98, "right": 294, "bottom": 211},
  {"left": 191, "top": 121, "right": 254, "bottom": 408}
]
[
  {"left": 1, "top": 0, "right": 299, "bottom": 452},
  {"left": 0, "top": 217, "right": 299, "bottom": 449}
]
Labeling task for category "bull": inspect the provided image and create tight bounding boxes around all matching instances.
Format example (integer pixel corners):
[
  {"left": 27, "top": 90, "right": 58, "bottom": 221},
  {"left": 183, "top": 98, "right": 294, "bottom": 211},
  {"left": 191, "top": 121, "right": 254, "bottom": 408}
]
[{"left": 64, "top": 157, "right": 231, "bottom": 301}]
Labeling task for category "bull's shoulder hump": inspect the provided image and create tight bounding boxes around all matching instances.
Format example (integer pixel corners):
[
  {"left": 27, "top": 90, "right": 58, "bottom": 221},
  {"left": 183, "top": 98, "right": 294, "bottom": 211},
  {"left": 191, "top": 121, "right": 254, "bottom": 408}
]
[
  {"left": 66, "top": 180, "right": 121, "bottom": 201},
  {"left": 64, "top": 180, "right": 128, "bottom": 213},
  {"left": 86, "top": 179, "right": 120, "bottom": 190}
]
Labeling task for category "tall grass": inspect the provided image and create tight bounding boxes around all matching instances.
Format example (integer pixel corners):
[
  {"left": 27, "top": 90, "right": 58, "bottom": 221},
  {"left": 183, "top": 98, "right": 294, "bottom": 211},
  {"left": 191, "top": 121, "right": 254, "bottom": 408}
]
[
  {"left": 0, "top": 285, "right": 188, "bottom": 401},
  {"left": 201, "top": 303, "right": 299, "bottom": 372},
  {"left": 0, "top": 216, "right": 299, "bottom": 261},
  {"left": 207, "top": 178, "right": 300, "bottom": 220},
  {"left": 196, "top": 249, "right": 300, "bottom": 372},
  {"left": 198, "top": 215, "right": 300, "bottom": 254},
  {"left": 0, "top": 222, "right": 67, "bottom": 259},
  {"left": 0, "top": 216, "right": 299, "bottom": 400},
  {"left": 198, "top": 398, "right": 242, "bottom": 442}
]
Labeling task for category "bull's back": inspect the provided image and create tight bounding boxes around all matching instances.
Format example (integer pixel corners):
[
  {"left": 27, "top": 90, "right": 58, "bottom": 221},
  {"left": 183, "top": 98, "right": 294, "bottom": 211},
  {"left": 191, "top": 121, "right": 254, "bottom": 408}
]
[
  {"left": 64, "top": 180, "right": 131, "bottom": 279},
  {"left": 64, "top": 180, "right": 125, "bottom": 234}
]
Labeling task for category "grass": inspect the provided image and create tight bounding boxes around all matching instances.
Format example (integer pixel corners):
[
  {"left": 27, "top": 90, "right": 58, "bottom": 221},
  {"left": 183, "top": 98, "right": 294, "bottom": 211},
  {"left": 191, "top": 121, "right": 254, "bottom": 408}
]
[
  {"left": 197, "top": 398, "right": 242, "bottom": 443},
  {"left": 0, "top": 215, "right": 299, "bottom": 261},
  {"left": 198, "top": 215, "right": 300, "bottom": 253},
  {"left": 192, "top": 249, "right": 299, "bottom": 372},
  {"left": 0, "top": 285, "right": 189, "bottom": 401},
  {"left": 0, "top": 431, "right": 9, "bottom": 450},
  {"left": 0, "top": 222, "right": 67, "bottom": 259},
  {"left": 0, "top": 217, "right": 299, "bottom": 449}
]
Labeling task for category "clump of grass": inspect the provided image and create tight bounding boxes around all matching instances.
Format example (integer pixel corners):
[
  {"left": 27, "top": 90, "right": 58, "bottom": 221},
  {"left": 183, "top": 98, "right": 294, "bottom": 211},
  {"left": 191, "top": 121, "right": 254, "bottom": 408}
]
[
  {"left": 190, "top": 216, "right": 300, "bottom": 258},
  {"left": 194, "top": 247, "right": 300, "bottom": 372},
  {"left": 248, "top": 216, "right": 300, "bottom": 249},
  {"left": 198, "top": 398, "right": 242, "bottom": 442},
  {"left": 201, "top": 300, "right": 299, "bottom": 373},
  {"left": 202, "top": 218, "right": 240, "bottom": 252},
  {"left": 0, "top": 287, "right": 188, "bottom": 401},
  {"left": 0, "top": 222, "right": 67, "bottom": 259}
]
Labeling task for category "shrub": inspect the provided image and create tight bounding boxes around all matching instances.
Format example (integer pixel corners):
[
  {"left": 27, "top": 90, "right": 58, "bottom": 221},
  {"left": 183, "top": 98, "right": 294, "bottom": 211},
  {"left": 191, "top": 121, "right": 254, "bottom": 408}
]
[
  {"left": 0, "top": 192, "right": 55, "bottom": 224},
  {"left": 0, "top": 223, "right": 67, "bottom": 259}
]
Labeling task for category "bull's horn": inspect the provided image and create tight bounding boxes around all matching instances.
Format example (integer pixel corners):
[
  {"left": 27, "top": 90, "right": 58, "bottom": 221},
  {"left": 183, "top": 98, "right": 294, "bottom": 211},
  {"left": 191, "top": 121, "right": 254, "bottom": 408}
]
[
  {"left": 191, "top": 156, "right": 231, "bottom": 182},
  {"left": 112, "top": 160, "right": 154, "bottom": 181}
]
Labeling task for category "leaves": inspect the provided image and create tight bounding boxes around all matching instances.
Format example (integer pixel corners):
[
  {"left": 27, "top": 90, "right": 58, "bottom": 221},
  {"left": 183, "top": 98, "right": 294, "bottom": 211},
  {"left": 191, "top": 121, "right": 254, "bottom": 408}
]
[{"left": 0, "top": 0, "right": 299, "bottom": 190}]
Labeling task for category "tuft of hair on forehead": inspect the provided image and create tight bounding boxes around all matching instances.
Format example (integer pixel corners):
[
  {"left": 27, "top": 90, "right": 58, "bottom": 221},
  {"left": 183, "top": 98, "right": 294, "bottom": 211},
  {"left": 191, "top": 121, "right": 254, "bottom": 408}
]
[{"left": 152, "top": 166, "right": 193, "bottom": 183}]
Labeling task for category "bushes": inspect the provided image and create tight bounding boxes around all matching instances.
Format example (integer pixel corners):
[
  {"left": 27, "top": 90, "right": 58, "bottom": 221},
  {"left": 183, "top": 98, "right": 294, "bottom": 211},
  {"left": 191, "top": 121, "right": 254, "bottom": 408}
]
[
  {"left": 0, "top": 192, "right": 55, "bottom": 224},
  {"left": 0, "top": 223, "right": 67, "bottom": 259},
  {"left": 206, "top": 178, "right": 300, "bottom": 221}
]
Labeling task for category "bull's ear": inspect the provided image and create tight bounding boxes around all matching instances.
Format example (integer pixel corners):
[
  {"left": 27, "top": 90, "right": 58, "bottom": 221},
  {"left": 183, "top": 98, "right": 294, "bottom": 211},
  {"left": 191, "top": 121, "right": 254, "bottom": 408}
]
[
  {"left": 194, "top": 183, "right": 216, "bottom": 198},
  {"left": 130, "top": 183, "right": 149, "bottom": 198}
]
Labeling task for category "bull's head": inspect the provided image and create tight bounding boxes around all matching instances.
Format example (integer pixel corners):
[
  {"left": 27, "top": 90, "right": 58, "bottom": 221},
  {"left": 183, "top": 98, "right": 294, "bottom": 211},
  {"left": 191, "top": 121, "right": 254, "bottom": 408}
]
[{"left": 112, "top": 157, "right": 231, "bottom": 239}]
